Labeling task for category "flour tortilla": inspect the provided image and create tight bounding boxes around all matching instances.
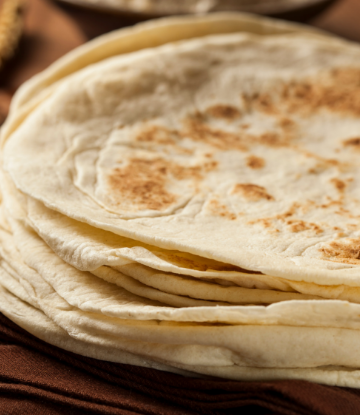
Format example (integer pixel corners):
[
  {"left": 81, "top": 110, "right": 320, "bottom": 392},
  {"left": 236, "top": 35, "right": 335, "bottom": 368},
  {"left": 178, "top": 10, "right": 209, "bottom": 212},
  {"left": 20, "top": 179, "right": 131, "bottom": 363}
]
[
  {"left": 6, "top": 197, "right": 318, "bottom": 308},
  {"left": 22, "top": 194, "right": 360, "bottom": 304},
  {"left": 5, "top": 203, "right": 360, "bottom": 380},
  {"left": 3, "top": 211, "right": 360, "bottom": 330},
  {"left": 5, "top": 264, "right": 360, "bottom": 373},
  {"left": 93, "top": 265, "right": 320, "bottom": 304},
  {"left": 7, "top": 13, "right": 326, "bottom": 120},
  {"left": 0, "top": 278, "right": 192, "bottom": 376},
  {"left": 4, "top": 282, "right": 360, "bottom": 389},
  {"left": 2, "top": 177, "right": 346, "bottom": 305},
  {"left": 6, "top": 31, "right": 360, "bottom": 288}
]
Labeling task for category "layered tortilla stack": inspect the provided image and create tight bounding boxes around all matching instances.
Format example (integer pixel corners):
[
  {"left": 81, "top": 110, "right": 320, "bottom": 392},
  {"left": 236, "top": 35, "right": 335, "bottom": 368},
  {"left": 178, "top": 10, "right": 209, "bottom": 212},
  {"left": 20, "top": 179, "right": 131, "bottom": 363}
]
[{"left": 3, "top": 13, "right": 360, "bottom": 387}]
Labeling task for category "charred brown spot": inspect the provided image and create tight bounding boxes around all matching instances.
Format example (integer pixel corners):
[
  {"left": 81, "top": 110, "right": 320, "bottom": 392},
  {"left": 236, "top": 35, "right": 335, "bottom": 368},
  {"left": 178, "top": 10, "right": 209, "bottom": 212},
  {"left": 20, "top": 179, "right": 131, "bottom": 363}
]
[
  {"left": 320, "top": 238, "right": 360, "bottom": 264},
  {"left": 282, "top": 68, "right": 360, "bottom": 117},
  {"left": 135, "top": 125, "right": 177, "bottom": 145},
  {"left": 343, "top": 137, "right": 360, "bottom": 149},
  {"left": 232, "top": 184, "right": 274, "bottom": 202},
  {"left": 206, "top": 104, "right": 241, "bottom": 121},
  {"left": 108, "top": 157, "right": 212, "bottom": 211},
  {"left": 208, "top": 199, "right": 237, "bottom": 220},
  {"left": 242, "top": 93, "right": 277, "bottom": 115},
  {"left": 109, "top": 159, "right": 176, "bottom": 211},
  {"left": 278, "top": 118, "right": 295, "bottom": 130},
  {"left": 330, "top": 178, "right": 347, "bottom": 193},
  {"left": 287, "top": 220, "right": 323, "bottom": 234},
  {"left": 182, "top": 117, "right": 247, "bottom": 151},
  {"left": 246, "top": 155, "right": 265, "bottom": 169},
  {"left": 247, "top": 132, "right": 291, "bottom": 148}
]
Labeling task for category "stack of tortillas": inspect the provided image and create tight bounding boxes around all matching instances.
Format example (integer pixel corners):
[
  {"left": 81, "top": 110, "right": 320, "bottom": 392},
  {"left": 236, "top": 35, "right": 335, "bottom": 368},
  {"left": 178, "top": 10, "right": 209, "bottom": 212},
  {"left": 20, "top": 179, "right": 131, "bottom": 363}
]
[{"left": 3, "top": 12, "right": 360, "bottom": 388}]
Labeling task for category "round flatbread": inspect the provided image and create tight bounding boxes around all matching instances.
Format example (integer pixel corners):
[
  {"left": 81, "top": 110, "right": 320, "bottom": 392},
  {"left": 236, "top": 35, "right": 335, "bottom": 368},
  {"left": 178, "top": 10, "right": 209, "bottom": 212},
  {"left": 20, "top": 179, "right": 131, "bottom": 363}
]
[{"left": 5, "top": 29, "right": 360, "bottom": 288}]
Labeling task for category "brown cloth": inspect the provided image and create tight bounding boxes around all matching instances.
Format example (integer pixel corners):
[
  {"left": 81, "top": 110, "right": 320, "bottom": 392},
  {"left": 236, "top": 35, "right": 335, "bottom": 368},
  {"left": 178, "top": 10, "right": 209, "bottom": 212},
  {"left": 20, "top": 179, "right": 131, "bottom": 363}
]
[{"left": 2, "top": 0, "right": 360, "bottom": 414}]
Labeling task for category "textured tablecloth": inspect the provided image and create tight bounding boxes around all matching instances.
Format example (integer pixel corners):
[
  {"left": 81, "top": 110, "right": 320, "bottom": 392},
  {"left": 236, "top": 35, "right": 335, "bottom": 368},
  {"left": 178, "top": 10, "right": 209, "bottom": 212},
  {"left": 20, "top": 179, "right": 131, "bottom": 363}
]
[{"left": 1, "top": 0, "right": 360, "bottom": 413}]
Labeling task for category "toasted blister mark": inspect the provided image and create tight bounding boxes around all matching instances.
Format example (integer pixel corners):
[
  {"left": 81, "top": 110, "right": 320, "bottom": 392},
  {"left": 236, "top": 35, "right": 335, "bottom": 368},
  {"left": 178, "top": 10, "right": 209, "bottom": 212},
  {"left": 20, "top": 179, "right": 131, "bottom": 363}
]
[
  {"left": 249, "top": 132, "right": 291, "bottom": 148},
  {"left": 278, "top": 117, "right": 296, "bottom": 130},
  {"left": 182, "top": 115, "right": 247, "bottom": 151},
  {"left": 246, "top": 155, "right": 265, "bottom": 169},
  {"left": 108, "top": 155, "right": 219, "bottom": 212},
  {"left": 242, "top": 92, "right": 277, "bottom": 115},
  {"left": 205, "top": 104, "right": 241, "bottom": 121},
  {"left": 282, "top": 67, "right": 360, "bottom": 116},
  {"left": 343, "top": 137, "right": 360, "bottom": 149},
  {"left": 108, "top": 158, "right": 178, "bottom": 211},
  {"left": 286, "top": 219, "right": 323, "bottom": 234},
  {"left": 320, "top": 238, "right": 360, "bottom": 264},
  {"left": 134, "top": 124, "right": 194, "bottom": 155},
  {"left": 135, "top": 125, "right": 177, "bottom": 145},
  {"left": 244, "top": 67, "right": 360, "bottom": 119},
  {"left": 231, "top": 183, "right": 274, "bottom": 202},
  {"left": 207, "top": 198, "right": 236, "bottom": 220},
  {"left": 330, "top": 177, "right": 347, "bottom": 194}
]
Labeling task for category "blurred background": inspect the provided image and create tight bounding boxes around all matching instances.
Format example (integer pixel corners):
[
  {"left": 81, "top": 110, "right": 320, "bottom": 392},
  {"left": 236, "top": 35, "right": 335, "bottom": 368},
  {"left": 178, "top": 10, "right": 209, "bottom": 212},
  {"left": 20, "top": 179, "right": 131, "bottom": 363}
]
[{"left": 0, "top": 0, "right": 358, "bottom": 124}]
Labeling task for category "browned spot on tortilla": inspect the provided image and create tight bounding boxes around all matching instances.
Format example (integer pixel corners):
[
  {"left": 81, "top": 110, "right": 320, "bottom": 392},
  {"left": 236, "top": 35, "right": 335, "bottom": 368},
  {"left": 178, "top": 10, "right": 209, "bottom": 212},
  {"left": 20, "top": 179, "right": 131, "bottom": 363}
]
[
  {"left": 343, "top": 137, "right": 360, "bottom": 149},
  {"left": 108, "top": 157, "right": 215, "bottom": 211},
  {"left": 232, "top": 184, "right": 274, "bottom": 202},
  {"left": 337, "top": 232, "right": 347, "bottom": 237},
  {"left": 248, "top": 202, "right": 302, "bottom": 230},
  {"left": 244, "top": 131, "right": 292, "bottom": 148},
  {"left": 109, "top": 158, "right": 176, "bottom": 211},
  {"left": 246, "top": 155, "right": 265, "bottom": 169},
  {"left": 286, "top": 219, "right": 323, "bottom": 234},
  {"left": 278, "top": 117, "right": 295, "bottom": 130},
  {"left": 206, "top": 104, "right": 241, "bottom": 121},
  {"left": 242, "top": 93, "right": 277, "bottom": 115},
  {"left": 182, "top": 117, "right": 247, "bottom": 151},
  {"left": 320, "top": 238, "right": 360, "bottom": 264},
  {"left": 207, "top": 199, "right": 237, "bottom": 220},
  {"left": 330, "top": 178, "right": 347, "bottom": 193},
  {"left": 254, "top": 218, "right": 273, "bottom": 228},
  {"left": 300, "top": 200, "right": 316, "bottom": 214},
  {"left": 347, "top": 223, "right": 358, "bottom": 230},
  {"left": 302, "top": 150, "right": 340, "bottom": 166},
  {"left": 135, "top": 125, "right": 176, "bottom": 145},
  {"left": 320, "top": 199, "right": 342, "bottom": 209},
  {"left": 274, "top": 203, "right": 301, "bottom": 221},
  {"left": 282, "top": 68, "right": 360, "bottom": 117},
  {"left": 257, "top": 132, "right": 286, "bottom": 147}
]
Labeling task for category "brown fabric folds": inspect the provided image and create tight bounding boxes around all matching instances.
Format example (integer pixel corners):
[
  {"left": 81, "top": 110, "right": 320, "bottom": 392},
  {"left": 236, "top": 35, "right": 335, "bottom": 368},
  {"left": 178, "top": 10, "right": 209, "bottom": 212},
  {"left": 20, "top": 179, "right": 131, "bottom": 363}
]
[{"left": 2, "top": 311, "right": 360, "bottom": 415}]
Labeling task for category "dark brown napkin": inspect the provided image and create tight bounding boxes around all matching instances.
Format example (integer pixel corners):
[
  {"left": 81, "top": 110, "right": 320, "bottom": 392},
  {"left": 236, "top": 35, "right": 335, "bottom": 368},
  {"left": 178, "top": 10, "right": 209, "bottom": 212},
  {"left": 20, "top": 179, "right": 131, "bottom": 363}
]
[{"left": 2, "top": 0, "right": 360, "bottom": 414}]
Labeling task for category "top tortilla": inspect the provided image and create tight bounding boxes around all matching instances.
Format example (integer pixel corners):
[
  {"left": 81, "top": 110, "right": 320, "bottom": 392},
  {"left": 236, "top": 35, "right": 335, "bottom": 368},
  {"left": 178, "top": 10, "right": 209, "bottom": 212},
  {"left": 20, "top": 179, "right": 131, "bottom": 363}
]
[{"left": 5, "top": 25, "right": 360, "bottom": 286}]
